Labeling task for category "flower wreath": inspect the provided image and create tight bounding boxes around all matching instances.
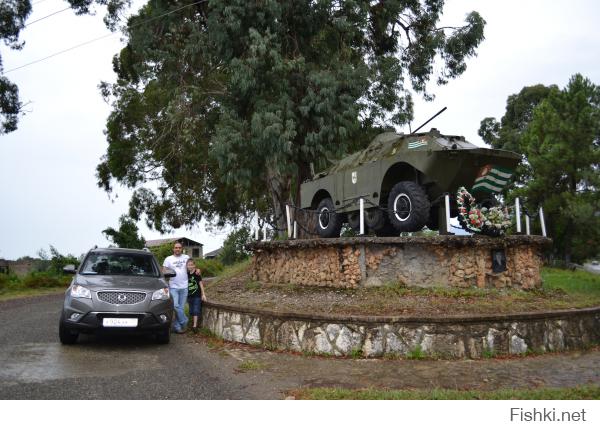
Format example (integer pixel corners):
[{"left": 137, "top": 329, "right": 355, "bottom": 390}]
[{"left": 456, "top": 187, "right": 512, "bottom": 236}]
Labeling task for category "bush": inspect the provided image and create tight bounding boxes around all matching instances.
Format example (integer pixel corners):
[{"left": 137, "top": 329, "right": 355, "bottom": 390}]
[
  {"left": 20, "top": 272, "right": 70, "bottom": 289},
  {"left": 149, "top": 243, "right": 174, "bottom": 265},
  {"left": 194, "top": 259, "right": 224, "bottom": 277},
  {"left": 0, "top": 273, "right": 19, "bottom": 291}
]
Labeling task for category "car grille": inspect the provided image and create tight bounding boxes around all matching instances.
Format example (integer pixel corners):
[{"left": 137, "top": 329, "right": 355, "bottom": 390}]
[{"left": 97, "top": 291, "right": 147, "bottom": 305}]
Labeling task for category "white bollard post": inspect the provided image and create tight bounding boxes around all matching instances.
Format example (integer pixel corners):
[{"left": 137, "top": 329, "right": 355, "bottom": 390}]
[
  {"left": 359, "top": 198, "right": 365, "bottom": 235},
  {"left": 286, "top": 205, "right": 292, "bottom": 238},
  {"left": 515, "top": 198, "right": 522, "bottom": 233},
  {"left": 262, "top": 224, "right": 267, "bottom": 241},
  {"left": 444, "top": 193, "right": 451, "bottom": 234},
  {"left": 293, "top": 221, "right": 297, "bottom": 239},
  {"left": 539, "top": 207, "right": 547, "bottom": 237},
  {"left": 255, "top": 212, "right": 259, "bottom": 241},
  {"left": 525, "top": 214, "right": 531, "bottom": 236}
]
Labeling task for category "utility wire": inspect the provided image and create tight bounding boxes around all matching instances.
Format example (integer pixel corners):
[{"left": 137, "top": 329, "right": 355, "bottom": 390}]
[
  {"left": 25, "top": 7, "right": 71, "bottom": 27},
  {"left": 4, "top": 0, "right": 208, "bottom": 75}
]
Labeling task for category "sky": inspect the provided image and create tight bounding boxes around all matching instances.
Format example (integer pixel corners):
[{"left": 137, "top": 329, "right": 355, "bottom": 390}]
[{"left": 1, "top": 0, "right": 599, "bottom": 260}]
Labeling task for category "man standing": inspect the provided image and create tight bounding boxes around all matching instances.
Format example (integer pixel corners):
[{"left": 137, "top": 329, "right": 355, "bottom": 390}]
[{"left": 163, "top": 241, "right": 189, "bottom": 333}]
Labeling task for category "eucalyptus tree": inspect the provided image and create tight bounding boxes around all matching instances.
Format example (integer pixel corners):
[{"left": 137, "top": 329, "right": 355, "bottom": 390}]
[
  {"left": 0, "top": 0, "right": 129, "bottom": 134},
  {"left": 97, "top": 0, "right": 485, "bottom": 234},
  {"left": 0, "top": 0, "right": 31, "bottom": 134}
]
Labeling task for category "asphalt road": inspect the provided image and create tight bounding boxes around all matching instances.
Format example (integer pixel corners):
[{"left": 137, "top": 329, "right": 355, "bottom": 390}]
[
  {"left": 0, "top": 294, "right": 282, "bottom": 399},
  {"left": 2, "top": 293, "right": 600, "bottom": 400}
]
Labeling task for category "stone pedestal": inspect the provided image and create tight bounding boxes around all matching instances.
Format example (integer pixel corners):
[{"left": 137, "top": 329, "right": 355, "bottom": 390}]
[{"left": 248, "top": 236, "right": 551, "bottom": 289}]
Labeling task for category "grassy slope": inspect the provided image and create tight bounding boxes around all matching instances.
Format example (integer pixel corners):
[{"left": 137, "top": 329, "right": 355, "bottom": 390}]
[
  {"left": 542, "top": 268, "right": 600, "bottom": 307},
  {"left": 291, "top": 385, "right": 600, "bottom": 400}
]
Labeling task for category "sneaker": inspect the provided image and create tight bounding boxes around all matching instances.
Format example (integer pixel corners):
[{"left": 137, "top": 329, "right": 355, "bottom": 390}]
[{"left": 176, "top": 328, "right": 186, "bottom": 334}]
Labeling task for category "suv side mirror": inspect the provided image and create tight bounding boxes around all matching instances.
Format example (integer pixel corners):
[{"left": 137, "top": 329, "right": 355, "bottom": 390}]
[
  {"left": 63, "top": 264, "right": 77, "bottom": 274},
  {"left": 163, "top": 268, "right": 176, "bottom": 278}
]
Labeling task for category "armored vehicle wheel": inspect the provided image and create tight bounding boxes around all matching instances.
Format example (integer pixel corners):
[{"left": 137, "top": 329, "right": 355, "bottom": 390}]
[
  {"left": 316, "top": 197, "right": 342, "bottom": 238},
  {"left": 373, "top": 219, "right": 398, "bottom": 236},
  {"left": 347, "top": 211, "right": 360, "bottom": 232},
  {"left": 387, "top": 181, "right": 430, "bottom": 232},
  {"left": 365, "top": 207, "right": 397, "bottom": 236},
  {"left": 427, "top": 206, "right": 440, "bottom": 230}
]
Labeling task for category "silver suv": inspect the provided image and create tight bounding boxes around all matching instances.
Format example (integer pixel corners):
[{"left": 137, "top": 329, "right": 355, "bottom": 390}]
[{"left": 59, "top": 247, "right": 175, "bottom": 344}]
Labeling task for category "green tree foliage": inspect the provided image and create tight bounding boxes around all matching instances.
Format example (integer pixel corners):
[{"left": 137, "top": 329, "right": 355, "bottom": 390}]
[
  {"left": 478, "top": 84, "right": 557, "bottom": 191},
  {"left": 97, "top": 0, "right": 485, "bottom": 234},
  {"left": 480, "top": 75, "right": 600, "bottom": 263},
  {"left": 102, "top": 215, "right": 146, "bottom": 248},
  {"left": 521, "top": 75, "right": 600, "bottom": 263},
  {"left": 220, "top": 227, "right": 252, "bottom": 266},
  {"left": 149, "top": 242, "right": 174, "bottom": 266},
  {"left": 0, "top": 0, "right": 31, "bottom": 134},
  {"left": 37, "top": 245, "right": 79, "bottom": 274},
  {"left": 0, "top": 1, "right": 128, "bottom": 134}
]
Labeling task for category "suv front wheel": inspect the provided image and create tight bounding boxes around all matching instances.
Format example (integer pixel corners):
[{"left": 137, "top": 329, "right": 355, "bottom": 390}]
[
  {"left": 387, "top": 181, "right": 430, "bottom": 232},
  {"left": 59, "top": 316, "right": 79, "bottom": 345}
]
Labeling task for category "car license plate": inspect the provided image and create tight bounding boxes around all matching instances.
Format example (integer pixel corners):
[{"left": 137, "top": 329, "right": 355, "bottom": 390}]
[{"left": 103, "top": 318, "right": 138, "bottom": 327}]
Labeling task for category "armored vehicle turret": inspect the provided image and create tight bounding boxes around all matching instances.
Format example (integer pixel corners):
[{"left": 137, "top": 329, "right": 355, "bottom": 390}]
[{"left": 300, "top": 129, "right": 521, "bottom": 237}]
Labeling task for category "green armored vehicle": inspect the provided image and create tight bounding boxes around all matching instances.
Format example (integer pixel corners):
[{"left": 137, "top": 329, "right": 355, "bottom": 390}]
[{"left": 300, "top": 128, "right": 521, "bottom": 237}]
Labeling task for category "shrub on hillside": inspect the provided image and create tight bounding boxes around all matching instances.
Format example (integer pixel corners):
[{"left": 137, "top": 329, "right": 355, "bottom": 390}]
[{"left": 194, "top": 259, "right": 224, "bottom": 277}]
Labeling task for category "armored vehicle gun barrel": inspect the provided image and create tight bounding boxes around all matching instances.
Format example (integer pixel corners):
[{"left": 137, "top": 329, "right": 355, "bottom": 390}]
[{"left": 300, "top": 129, "right": 520, "bottom": 237}]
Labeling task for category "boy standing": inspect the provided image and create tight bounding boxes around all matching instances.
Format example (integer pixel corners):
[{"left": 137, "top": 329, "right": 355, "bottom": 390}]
[{"left": 186, "top": 259, "right": 206, "bottom": 334}]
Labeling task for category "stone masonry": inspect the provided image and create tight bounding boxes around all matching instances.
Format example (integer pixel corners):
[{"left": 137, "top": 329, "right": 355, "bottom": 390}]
[
  {"left": 202, "top": 303, "right": 600, "bottom": 358},
  {"left": 249, "top": 236, "right": 551, "bottom": 289}
]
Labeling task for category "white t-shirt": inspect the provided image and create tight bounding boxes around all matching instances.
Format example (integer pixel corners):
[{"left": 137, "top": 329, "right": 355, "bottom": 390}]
[{"left": 163, "top": 254, "right": 190, "bottom": 289}]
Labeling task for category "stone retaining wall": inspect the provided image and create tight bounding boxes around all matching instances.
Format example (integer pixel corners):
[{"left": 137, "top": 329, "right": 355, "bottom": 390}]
[
  {"left": 202, "top": 302, "right": 600, "bottom": 358},
  {"left": 249, "top": 236, "right": 551, "bottom": 289}
]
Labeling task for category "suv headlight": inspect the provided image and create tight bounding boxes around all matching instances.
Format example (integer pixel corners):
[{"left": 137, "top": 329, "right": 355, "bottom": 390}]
[
  {"left": 71, "top": 285, "right": 91, "bottom": 299},
  {"left": 152, "top": 288, "right": 169, "bottom": 301}
]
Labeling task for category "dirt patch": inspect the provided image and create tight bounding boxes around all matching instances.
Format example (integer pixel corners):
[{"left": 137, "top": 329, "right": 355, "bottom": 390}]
[{"left": 205, "top": 267, "right": 599, "bottom": 317}]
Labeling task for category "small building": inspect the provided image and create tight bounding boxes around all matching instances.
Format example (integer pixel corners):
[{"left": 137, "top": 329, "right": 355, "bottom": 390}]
[
  {"left": 0, "top": 257, "right": 41, "bottom": 276},
  {"left": 204, "top": 247, "right": 223, "bottom": 260},
  {"left": 145, "top": 237, "right": 204, "bottom": 259}
]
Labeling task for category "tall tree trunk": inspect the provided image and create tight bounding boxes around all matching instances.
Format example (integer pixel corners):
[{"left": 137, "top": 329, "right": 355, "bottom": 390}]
[
  {"left": 294, "top": 160, "right": 318, "bottom": 239},
  {"left": 266, "top": 166, "right": 290, "bottom": 238}
]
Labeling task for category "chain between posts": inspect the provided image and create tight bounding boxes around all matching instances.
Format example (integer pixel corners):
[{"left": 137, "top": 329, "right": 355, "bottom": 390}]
[{"left": 253, "top": 193, "right": 548, "bottom": 239}]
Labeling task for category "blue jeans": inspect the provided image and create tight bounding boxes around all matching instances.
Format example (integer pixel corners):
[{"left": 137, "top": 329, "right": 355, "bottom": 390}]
[{"left": 170, "top": 288, "right": 188, "bottom": 330}]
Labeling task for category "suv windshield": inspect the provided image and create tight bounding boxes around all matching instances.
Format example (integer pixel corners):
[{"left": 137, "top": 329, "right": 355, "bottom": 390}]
[{"left": 80, "top": 252, "right": 159, "bottom": 277}]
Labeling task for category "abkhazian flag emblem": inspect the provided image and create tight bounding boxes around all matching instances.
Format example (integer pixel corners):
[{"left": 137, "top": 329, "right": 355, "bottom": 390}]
[
  {"left": 471, "top": 164, "right": 513, "bottom": 193},
  {"left": 407, "top": 139, "right": 428, "bottom": 149}
]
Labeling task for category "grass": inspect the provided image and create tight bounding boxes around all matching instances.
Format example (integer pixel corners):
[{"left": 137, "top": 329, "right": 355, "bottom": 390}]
[
  {"left": 0, "top": 286, "right": 66, "bottom": 301},
  {"left": 541, "top": 268, "right": 600, "bottom": 306},
  {"left": 245, "top": 281, "right": 262, "bottom": 291},
  {"left": 237, "top": 359, "right": 268, "bottom": 372},
  {"left": 350, "top": 348, "right": 364, "bottom": 359},
  {"left": 406, "top": 345, "right": 426, "bottom": 360},
  {"left": 290, "top": 385, "right": 600, "bottom": 400},
  {"left": 0, "top": 272, "right": 70, "bottom": 301},
  {"left": 209, "top": 259, "right": 252, "bottom": 288}
]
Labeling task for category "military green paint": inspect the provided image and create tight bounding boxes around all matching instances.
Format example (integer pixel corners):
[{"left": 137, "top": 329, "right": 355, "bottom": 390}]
[{"left": 300, "top": 129, "right": 521, "bottom": 213}]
